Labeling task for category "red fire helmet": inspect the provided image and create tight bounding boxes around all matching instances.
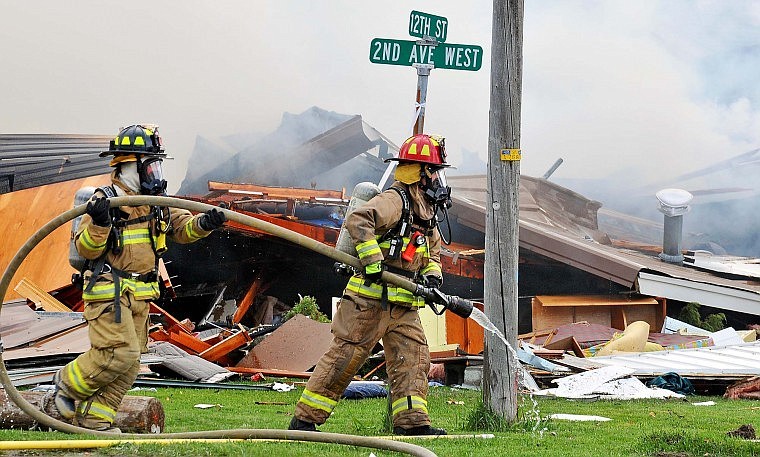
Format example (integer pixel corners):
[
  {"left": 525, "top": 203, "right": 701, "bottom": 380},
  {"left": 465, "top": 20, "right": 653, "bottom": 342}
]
[{"left": 386, "top": 134, "right": 450, "bottom": 168}]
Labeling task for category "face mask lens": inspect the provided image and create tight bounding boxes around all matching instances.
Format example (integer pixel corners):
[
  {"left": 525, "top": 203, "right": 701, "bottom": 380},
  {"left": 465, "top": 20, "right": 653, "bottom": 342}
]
[
  {"left": 143, "top": 159, "right": 164, "bottom": 183},
  {"left": 140, "top": 158, "right": 167, "bottom": 195}
]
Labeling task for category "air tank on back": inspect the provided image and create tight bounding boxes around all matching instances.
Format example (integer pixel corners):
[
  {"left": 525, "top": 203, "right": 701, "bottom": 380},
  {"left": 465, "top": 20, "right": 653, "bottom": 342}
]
[
  {"left": 68, "top": 186, "right": 96, "bottom": 271},
  {"left": 334, "top": 182, "right": 381, "bottom": 257}
]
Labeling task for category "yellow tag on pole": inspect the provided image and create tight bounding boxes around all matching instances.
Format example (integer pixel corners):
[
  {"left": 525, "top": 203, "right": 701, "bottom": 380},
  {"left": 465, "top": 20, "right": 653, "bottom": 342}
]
[{"left": 500, "top": 148, "right": 521, "bottom": 161}]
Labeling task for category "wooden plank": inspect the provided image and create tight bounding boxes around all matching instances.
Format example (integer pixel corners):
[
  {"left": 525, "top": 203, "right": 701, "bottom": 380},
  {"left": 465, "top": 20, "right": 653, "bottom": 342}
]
[
  {"left": 14, "top": 278, "right": 72, "bottom": 312},
  {"left": 535, "top": 295, "right": 659, "bottom": 307},
  {"left": 207, "top": 181, "right": 345, "bottom": 200},
  {"left": 227, "top": 367, "right": 312, "bottom": 379}
]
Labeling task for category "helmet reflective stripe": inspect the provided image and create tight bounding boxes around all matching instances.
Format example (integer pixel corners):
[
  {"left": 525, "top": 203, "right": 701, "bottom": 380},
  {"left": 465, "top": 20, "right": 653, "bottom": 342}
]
[
  {"left": 120, "top": 136, "right": 131, "bottom": 146},
  {"left": 134, "top": 136, "right": 145, "bottom": 146}
]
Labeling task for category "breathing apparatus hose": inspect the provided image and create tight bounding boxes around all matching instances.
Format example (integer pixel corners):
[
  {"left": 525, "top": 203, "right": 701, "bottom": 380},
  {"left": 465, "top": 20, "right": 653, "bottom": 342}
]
[{"left": 0, "top": 195, "right": 452, "bottom": 457}]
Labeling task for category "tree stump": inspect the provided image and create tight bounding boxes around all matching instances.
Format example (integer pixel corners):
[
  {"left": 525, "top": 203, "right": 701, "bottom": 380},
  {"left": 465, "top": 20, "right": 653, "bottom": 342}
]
[{"left": 0, "top": 389, "right": 164, "bottom": 433}]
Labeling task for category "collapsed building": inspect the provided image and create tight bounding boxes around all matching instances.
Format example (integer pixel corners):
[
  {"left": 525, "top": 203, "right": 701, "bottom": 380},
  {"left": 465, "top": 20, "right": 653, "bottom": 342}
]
[{"left": 1, "top": 106, "right": 759, "bottom": 393}]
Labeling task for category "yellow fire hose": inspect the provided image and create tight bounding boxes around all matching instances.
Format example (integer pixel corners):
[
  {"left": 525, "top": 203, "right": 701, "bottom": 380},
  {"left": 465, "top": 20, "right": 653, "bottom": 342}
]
[{"left": 0, "top": 195, "right": 477, "bottom": 455}]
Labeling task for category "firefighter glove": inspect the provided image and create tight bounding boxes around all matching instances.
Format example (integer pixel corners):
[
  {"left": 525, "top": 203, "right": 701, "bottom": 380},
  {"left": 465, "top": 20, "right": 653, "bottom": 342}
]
[
  {"left": 364, "top": 261, "right": 383, "bottom": 283},
  {"left": 199, "top": 208, "right": 226, "bottom": 231},
  {"left": 86, "top": 197, "right": 111, "bottom": 226},
  {"left": 423, "top": 275, "right": 442, "bottom": 289}
]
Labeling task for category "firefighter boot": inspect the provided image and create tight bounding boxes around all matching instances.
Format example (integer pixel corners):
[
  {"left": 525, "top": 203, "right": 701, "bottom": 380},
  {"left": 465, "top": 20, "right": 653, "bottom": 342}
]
[
  {"left": 393, "top": 425, "right": 447, "bottom": 436},
  {"left": 289, "top": 417, "right": 318, "bottom": 432},
  {"left": 52, "top": 370, "right": 76, "bottom": 420}
]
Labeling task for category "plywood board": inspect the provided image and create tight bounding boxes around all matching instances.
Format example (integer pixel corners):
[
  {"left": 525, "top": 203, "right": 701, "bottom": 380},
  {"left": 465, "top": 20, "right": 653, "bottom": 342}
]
[
  {"left": 235, "top": 314, "right": 332, "bottom": 372},
  {"left": 0, "top": 175, "right": 111, "bottom": 300}
]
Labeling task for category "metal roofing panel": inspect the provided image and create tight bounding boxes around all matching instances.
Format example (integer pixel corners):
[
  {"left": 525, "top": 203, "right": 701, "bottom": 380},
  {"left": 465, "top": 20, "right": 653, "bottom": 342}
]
[
  {"left": 447, "top": 174, "right": 760, "bottom": 314},
  {"left": 0, "top": 134, "right": 111, "bottom": 193},
  {"left": 592, "top": 341, "right": 760, "bottom": 376}
]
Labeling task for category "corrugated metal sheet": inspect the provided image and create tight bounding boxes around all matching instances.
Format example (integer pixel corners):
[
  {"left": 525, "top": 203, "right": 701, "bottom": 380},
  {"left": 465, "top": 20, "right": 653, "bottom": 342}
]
[
  {"left": 447, "top": 174, "right": 760, "bottom": 315},
  {"left": 589, "top": 341, "right": 760, "bottom": 376},
  {"left": 0, "top": 134, "right": 112, "bottom": 193}
]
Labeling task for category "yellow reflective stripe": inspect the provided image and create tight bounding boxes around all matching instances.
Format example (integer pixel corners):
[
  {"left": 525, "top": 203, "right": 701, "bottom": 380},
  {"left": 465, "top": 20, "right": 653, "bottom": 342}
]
[
  {"left": 355, "top": 239, "right": 381, "bottom": 259},
  {"left": 120, "top": 136, "right": 131, "bottom": 146},
  {"left": 184, "top": 220, "right": 205, "bottom": 241},
  {"left": 420, "top": 262, "right": 441, "bottom": 276},
  {"left": 80, "top": 227, "right": 107, "bottom": 250},
  {"left": 121, "top": 228, "right": 151, "bottom": 245},
  {"left": 82, "top": 278, "right": 159, "bottom": 302},
  {"left": 298, "top": 389, "right": 338, "bottom": 413},
  {"left": 134, "top": 136, "right": 145, "bottom": 146},
  {"left": 378, "top": 236, "right": 410, "bottom": 248},
  {"left": 65, "top": 360, "right": 96, "bottom": 397},
  {"left": 346, "top": 276, "right": 425, "bottom": 307},
  {"left": 346, "top": 276, "right": 382, "bottom": 298},
  {"left": 82, "top": 282, "right": 118, "bottom": 301},
  {"left": 78, "top": 401, "right": 116, "bottom": 422},
  {"left": 392, "top": 396, "right": 428, "bottom": 416}
]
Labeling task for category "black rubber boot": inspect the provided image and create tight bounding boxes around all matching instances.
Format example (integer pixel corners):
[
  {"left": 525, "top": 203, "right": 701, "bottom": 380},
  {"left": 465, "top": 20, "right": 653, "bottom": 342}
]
[
  {"left": 393, "top": 425, "right": 447, "bottom": 436},
  {"left": 52, "top": 370, "right": 76, "bottom": 420},
  {"left": 289, "top": 417, "right": 318, "bottom": 432}
]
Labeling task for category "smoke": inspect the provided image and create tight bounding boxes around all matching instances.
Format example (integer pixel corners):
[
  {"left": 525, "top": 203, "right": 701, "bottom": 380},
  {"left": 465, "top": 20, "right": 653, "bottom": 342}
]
[{"left": 2, "top": 1, "right": 760, "bottom": 208}]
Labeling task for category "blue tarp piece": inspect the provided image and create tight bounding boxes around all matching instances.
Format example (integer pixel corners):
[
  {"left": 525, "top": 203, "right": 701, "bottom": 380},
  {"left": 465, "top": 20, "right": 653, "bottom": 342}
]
[{"left": 342, "top": 381, "right": 387, "bottom": 399}]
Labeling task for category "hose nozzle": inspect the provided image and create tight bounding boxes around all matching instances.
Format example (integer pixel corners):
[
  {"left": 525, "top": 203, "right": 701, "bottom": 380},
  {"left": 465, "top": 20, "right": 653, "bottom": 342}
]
[{"left": 416, "top": 285, "right": 474, "bottom": 319}]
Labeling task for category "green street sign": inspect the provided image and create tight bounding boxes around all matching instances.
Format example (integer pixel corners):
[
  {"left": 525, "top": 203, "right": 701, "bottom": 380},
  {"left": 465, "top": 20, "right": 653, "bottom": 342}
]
[
  {"left": 409, "top": 10, "right": 448, "bottom": 43},
  {"left": 369, "top": 38, "right": 482, "bottom": 71}
]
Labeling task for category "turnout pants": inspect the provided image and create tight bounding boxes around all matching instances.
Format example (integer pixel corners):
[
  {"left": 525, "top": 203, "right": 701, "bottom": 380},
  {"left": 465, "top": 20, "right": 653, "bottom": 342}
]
[
  {"left": 295, "top": 290, "right": 431, "bottom": 429},
  {"left": 57, "top": 290, "right": 149, "bottom": 429}
]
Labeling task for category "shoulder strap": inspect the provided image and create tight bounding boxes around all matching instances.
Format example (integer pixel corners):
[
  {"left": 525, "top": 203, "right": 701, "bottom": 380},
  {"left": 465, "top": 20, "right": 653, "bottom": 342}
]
[
  {"left": 387, "top": 186, "right": 411, "bottom": 238},
  {"left": 96, "top": 185, "right": 117, "bottom": 198}
]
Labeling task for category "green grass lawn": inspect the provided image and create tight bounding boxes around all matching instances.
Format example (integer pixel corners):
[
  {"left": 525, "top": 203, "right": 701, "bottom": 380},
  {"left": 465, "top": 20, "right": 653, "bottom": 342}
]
[{"left": 1, "top": 383, "right": 759, "bottom": 456}]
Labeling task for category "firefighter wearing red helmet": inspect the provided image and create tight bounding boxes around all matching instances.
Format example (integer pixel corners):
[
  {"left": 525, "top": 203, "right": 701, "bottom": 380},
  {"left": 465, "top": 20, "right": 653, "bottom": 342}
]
[
  {"left": 290, "top": 133, "right": 450, "bottom": 436},
  {"left": 51, "top": 124, "right": 227, "bottom": 432}
]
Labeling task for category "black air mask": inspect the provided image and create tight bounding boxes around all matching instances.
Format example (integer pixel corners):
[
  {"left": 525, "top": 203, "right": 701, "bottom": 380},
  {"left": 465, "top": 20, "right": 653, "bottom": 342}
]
[
  {"left": 422, "top": 170, "right": 452, "bottom": 210},
  {"left": 421, "top": 167, "right": 453, "bottom": 245},
  {"left": 138, "top": 157, "right": 168, "bottom": 196}
]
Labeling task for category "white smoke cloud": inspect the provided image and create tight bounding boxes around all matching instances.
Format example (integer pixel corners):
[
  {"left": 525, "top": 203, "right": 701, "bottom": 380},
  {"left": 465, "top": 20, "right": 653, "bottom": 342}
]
[{"left": 1, "top": 1, "right": 759, "bottom": 195}]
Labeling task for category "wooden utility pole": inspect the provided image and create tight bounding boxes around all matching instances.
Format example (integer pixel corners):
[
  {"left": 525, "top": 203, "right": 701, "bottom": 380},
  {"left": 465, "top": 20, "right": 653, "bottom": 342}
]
[{"left": 484, "top": 0, "right": 523, "bottom": 421}]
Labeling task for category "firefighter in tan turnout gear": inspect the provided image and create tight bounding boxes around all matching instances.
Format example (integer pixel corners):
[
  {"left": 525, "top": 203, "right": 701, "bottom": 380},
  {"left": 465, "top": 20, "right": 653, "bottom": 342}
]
[
  {"left": 52, "top": 124, "right": 226, "bottom": 431},
  {"left": 290, "top": 134, "right": 452, "bottom": 436}
]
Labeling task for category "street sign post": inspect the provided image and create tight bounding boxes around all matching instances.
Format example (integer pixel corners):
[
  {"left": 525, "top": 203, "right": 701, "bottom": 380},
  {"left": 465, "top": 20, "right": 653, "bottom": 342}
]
[
  {"left": 369, "top": 38, "right": 483, "bottom": 71},
  {"left": 371, "top": 10, "right": 482, "bottom": 187}
]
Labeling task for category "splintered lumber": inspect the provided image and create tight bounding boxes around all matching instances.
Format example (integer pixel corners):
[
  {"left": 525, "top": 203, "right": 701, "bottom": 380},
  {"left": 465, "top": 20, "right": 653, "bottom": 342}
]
[
  {"left": 724, "top": 376, "right": 760, "bottom": 400},
  {"left": 14, "top": 278, "right": 73, "bottom": 312},
  {"left": 199, "top": 328, "right": 252, "bottom": 363},
  {"left": 0, "top": 389, "right": 164, "bottom": 433}
]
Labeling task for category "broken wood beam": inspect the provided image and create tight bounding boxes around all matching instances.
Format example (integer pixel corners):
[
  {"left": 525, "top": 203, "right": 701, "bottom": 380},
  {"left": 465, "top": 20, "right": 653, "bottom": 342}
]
[
  {"left": 14, "top": 278, "right": 72, "bottom": 312},
  {"left": 199, "top": 328, "right": 252, "bottom": 363},
  {"left": 232, "top": 275, "right": 264, "bottom": 324},
  {"left": 150, "top": 302, "right": 192, "bottom": 334},
  {"left": 167, "top": 330, "right": 211, "bottom": 355},
  {"left": 227, "top": 367, "right": 312, "bottom": 379},
  {"left": 0, "top": 389, "right": 164, "bottom": 433}
]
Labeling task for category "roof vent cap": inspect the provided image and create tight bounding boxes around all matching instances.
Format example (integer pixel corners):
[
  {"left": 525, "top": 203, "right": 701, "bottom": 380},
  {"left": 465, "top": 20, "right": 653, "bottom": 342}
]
[{"left": 656, "top": 188, "right": 693, "bottom": 217}]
